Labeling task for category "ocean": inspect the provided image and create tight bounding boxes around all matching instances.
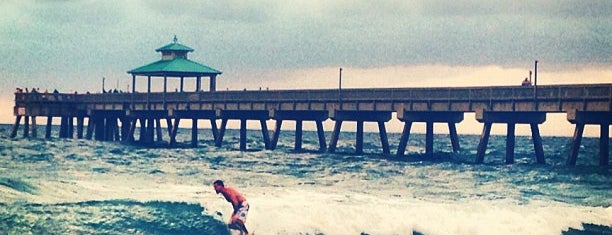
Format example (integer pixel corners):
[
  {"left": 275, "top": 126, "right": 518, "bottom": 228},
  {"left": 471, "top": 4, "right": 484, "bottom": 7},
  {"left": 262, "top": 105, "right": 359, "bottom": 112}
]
[{"left": 0, "top": 123, "right": 610, "bottom": 235}]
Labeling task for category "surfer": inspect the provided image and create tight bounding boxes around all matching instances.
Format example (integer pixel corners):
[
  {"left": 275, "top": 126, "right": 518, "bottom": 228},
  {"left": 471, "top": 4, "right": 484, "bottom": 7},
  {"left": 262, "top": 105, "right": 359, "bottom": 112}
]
[{"left": 213, "top": 180, "right": 251, "bottom": 235}]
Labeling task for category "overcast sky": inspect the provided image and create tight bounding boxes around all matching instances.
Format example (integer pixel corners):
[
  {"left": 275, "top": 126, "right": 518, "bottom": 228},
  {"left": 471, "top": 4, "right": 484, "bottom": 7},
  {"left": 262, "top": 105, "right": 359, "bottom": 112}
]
[{"left": 1, "top": 0, "right": 611, "bottom": 135}]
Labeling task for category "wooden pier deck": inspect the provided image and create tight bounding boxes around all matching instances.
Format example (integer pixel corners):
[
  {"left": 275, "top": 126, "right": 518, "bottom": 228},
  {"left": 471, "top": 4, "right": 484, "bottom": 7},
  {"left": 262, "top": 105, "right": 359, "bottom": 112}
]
[{"left": 11, "top": 84, "right": 612, "bottom": 166}]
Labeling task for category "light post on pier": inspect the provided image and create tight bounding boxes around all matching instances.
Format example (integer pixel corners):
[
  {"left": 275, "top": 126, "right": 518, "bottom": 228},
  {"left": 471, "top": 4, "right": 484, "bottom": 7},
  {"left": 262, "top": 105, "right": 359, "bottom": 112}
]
[
  {"left": 338, "top": 67, "right": 343, "bottom": 102},
  {"left": 534, "top": 60, "right": 538, "bottom": 110}
]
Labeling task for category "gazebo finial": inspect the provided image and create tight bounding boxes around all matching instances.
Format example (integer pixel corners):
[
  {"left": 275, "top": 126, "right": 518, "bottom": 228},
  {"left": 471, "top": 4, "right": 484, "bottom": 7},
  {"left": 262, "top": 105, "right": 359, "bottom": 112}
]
[{"left": 173, "top": 35, "right": 178, "bottom": 44}]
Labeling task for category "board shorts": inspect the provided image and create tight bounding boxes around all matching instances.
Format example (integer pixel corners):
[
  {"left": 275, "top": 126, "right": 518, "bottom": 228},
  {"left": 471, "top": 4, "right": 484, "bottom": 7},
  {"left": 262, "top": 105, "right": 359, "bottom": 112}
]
[{"left": 235, "top": 201, "right": 249, "bottom": 223}]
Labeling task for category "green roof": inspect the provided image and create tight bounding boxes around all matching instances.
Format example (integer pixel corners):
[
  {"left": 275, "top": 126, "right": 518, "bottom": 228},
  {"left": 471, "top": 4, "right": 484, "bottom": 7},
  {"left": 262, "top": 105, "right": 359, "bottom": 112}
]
[
  {"left": 128, "top": 58, "right": 222, "bottom": 77},
  {"left": 156, "top": 42, "right": 194, "bottom": 52}
]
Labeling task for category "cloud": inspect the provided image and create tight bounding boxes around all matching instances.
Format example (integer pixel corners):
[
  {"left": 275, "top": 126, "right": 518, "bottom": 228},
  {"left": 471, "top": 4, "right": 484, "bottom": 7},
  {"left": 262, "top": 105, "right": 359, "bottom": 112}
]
[{"left": 0, "top": 0, "right": 610, "bottom": 94}]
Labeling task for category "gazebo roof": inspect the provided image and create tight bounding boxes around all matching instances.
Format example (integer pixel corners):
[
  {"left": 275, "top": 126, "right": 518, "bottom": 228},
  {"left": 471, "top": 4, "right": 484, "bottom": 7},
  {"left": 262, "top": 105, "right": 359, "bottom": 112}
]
[
  {"left": 128, "top": 36, "right": 222, "bottom": 77},
  {"left": 128, "top": 58, "right": 222, "bottom": 77},
  {"left": 156, "top": 42, "right": 194, "bottom": 52}
]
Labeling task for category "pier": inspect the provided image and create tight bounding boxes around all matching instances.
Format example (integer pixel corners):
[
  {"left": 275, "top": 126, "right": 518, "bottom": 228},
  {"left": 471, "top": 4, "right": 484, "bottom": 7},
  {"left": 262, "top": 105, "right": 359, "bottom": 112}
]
[
  {"left": 10, "top": 39, "right": 612, "bottom": 166},
  {"left": 11, "top": 84, "right": 612, "bottom": 166}
]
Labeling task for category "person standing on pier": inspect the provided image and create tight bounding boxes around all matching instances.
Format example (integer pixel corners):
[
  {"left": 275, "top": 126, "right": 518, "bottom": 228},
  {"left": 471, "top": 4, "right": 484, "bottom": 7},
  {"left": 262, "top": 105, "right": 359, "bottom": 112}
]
[
  {"left": 521, "top": 77, "right": 532, "bottom": 86},
  {"left": 213, "top": 180, "right": 251, "bottom": 235}
]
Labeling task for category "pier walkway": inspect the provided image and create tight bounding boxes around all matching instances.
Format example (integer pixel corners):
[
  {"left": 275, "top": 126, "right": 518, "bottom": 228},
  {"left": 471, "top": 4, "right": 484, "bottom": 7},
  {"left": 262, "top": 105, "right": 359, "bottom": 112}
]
[{"left": 11, "top": 84, "right": 612, "bottom": 166}]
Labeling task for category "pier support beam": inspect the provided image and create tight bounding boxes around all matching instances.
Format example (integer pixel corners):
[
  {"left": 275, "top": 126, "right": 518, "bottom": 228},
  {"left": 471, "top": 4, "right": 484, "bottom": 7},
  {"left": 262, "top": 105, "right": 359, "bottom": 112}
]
[
  {"left": 164, "top": 110, "right": 218, "bottom": 147},
  {"left": 45, "top": 116, "right": 53, "bottom": 139},
  {"left": 566, "top": 111, "right": 611, "bottom": 166},
  {"left": 77, "top": 116, "right": 85, "bottom": 139},
  {"left": 216, "top": 118, "right": 228, "bottom": 147},
  {"left": 295, "top": 120, "right": 303, "bottom": 151},
  {"left": 23, "top": 116, "right": 30, "bottom": 138},
  {"left": 191, "top": 118, "right": 198, "bottom": 147},
  {"left": 239, "top": 119, "right": 247, "bottom": 151},
  {"left": 328, "top": 110, "right": 391, "bottom": 155},
  {"left": 120, "top": 118, "right": 130, "bottom": 141},
  {"left": 316, "top": 120, "right": 327, "bottom": 152},
  {"left": 396, "top": 111, "right": 464, "bottom": 157},
  {"left": 31, "top": 116, "right": 37, "bottom": 138},
  {"left": 86, "top": 117, "right": 94, "bottom": 140},
  {"left": 215, "top": 110, "right": 270, "bottom": 151},
  {"left": 169, "top": 118, "right": 180, "bottom": 146},
  {"left": 269, "top": 110, "right": 328, "bottom": 152},
  {"left": 10, "top": 116, "right": 22, "bottom": 138},
  {"left": 155, "top": 119, "right": 163, "bottom": 142},
  {"left": 475, "top": 111, "right": 546, "bottom": 164}
]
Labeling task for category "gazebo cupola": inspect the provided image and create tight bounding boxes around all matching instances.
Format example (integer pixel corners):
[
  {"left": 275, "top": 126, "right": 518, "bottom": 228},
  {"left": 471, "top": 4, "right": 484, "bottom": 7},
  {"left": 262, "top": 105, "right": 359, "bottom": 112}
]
[
  {"left": 158, "top": 36, "right": 192, "bottom": 60},
  {"left": 128, "top": 36, "right": 222, "bottom": 93}
]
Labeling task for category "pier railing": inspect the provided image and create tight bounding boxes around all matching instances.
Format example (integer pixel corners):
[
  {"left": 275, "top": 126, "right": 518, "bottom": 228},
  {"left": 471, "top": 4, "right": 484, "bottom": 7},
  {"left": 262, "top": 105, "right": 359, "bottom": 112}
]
[{"left": 15, "top": 84, "right": 612, "bottom": 116}]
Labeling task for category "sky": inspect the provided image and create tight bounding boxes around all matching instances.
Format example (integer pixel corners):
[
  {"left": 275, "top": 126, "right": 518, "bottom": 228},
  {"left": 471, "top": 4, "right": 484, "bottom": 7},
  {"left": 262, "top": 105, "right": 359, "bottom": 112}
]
[{"left": 1, "top": 0, "right": 611, "bottom": 137}]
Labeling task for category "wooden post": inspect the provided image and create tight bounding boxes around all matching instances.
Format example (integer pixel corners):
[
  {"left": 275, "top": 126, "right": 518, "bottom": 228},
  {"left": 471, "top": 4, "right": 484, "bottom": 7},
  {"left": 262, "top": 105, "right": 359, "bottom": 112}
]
[
  {"left": 85, "top": 117, "right": 94, "bottom": 140},
  {"left": 567, "top": 123, "right": 584, "bottom": 166},
  {"left": 476, "top": 122, "right": 492, "bottom": 164},
  {"left": 68, "top": 116, "right": 74, "bottom": 139},
  {"left": 260, "top": 119, "right": 270, "bottom": 150},
  {"left": 23, "top": 116, "right": 30, "bottom": 138},
  {"left": 113, "top": 118, "right": 120, "bottom": 141},
  {"left": 449, "top": 122, "right": 460, "bottom": 153},
  {"left": 138, "top": 118, "right": 146, "bottom": 142},
  {"left": 132, "top": 74, "right": 136, "bottom": 93},
  {"left": 166, "top": 118, "right": 173, "bottom": 137},
  {"left": 104, "top": 117, "right": 113, "bottom": 141},
  {"left": 155, "top": 119, "right": 163, "bottom": 142},
  {"left": 31, "top": 116, "right": 37, "bottom": 138},
  {"left": 147, "top": 118, "right": 155, "bottom": 143},
  {"left": 191, "top": 118, "right": 198, "bottom": 148},
  {"left": 163, "top": 76, "right": 167, "bottom": 108},
  {"left": 600, "top": 124, "right": 609, "bottom": 166},
  {"left": 95, "top": 117, "right": 105, "bottom": 141},
  {"left": 119, "top": 118, "right": 129, "bottom": 141},
  {"left": 396, "top": 121, "right": 413, "bottom": 157},
  {"left": 147, "top": 76, "right": 151, "bottom": 109},
  {"left": 210, "top": 75, "right": 216, "bottom": 92},
  {"left": 77, "top": 116, "right": 84, "bottom": 139},
  {"left": 180, "top": 77, "right": 184, "bottom": 92},
  {"left": 216, "top": 119, "right": 228, "bottom": 147},
  {"left": 240, "top": 119, "right": 247, "bottom": 151},
  {"left": 328, "top": 120, "right": 343, "bottom": 153},
  {"left": 295, "top": 120, "right": 303, "bottom": 151},
  {"left": 58, "top": 116, "right": 64, "bottom": 138},
  {"left": 530, "top": 123, "right": 545, "bottom": 164},
  {"left": 10, "top": 116, "right": 22, "bottom": 138},
  {"left": 196, "top": 76, "right": 201, "bottom": 92},
  {"left": 210, "top": 119, "right": 219, "bottom": 144},
  {"left": 45, "top": 116, "right": 52, "bottom": 139},
  {"left": 169, "top": 118, "right": 180, "bottom": 146},
  {"left": 425, "top": 121, "right": 434, "bottom": 156},
  {"left": 126, "top": 119, "right": 138, "bottom": 142},
  {"left": 270, "top": 120, "right": 283, "bottom": 150},
  {"left": 506, "top": 123, "right": 516, "bottom": 164},
  {"left": 356, "top": 121, "right": 364, "bottom": 154},
  {"left": 316, "top": 120, "right": 326, "bottom": 152},
  {"left": 378, "top": 121, "right": 390, "bottom": 155}
]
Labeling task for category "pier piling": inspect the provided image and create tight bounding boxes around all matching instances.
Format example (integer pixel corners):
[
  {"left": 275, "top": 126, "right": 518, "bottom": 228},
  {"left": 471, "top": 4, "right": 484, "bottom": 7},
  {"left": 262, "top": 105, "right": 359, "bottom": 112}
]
[
  {"left": 567, "top": 111, "right": 611, "bottom": 166},
  {"left": 9, "top": 83, "right": 612, "bottom": 166},
  {"left": 45, "top": 116, "right": 52, "bottom": 139},
  {"left": 396, "top": 111, "right": 464, "bottom": 157},
  {"left": 476, "top": 111, "right": 546, "bottom": 164},
  {"left": 10, "top": 115, "right": 22, "bottom": 138},
  {"left": 328, "top": 110, "right": 391, "bottom": 155},
  {"left": 269, "top": 110, "right": 328, "bottom": 152}
]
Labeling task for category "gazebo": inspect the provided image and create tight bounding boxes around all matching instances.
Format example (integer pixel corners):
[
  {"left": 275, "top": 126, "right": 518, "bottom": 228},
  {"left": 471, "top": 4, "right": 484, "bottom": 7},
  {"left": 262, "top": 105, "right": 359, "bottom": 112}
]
[{"left": 128, "top": 36, "right": 222, "bottom": 93}]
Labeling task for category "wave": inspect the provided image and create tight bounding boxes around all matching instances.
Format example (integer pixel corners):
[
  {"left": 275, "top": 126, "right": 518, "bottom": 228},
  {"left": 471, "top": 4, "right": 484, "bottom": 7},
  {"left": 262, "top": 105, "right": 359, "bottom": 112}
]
[{"left": 0, "top": 200, "right": 229, "bottom": 235}]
